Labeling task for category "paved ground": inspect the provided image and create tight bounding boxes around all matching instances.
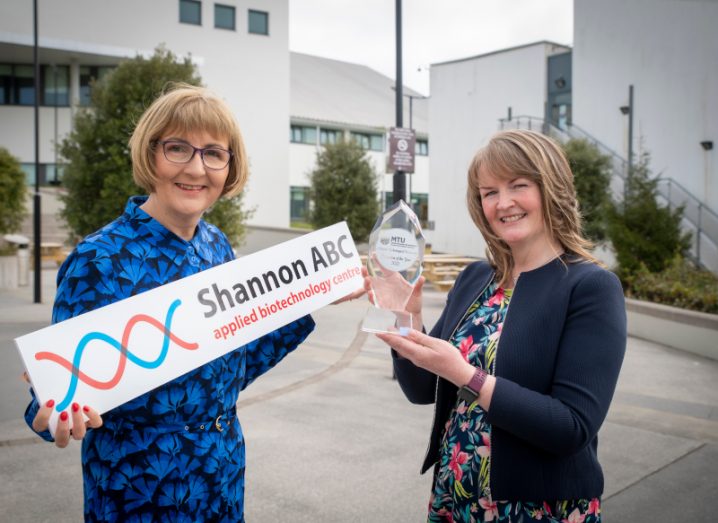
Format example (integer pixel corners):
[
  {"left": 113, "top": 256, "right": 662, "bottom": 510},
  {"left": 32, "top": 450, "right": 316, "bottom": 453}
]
[{"left": 0, "top": 265, "right": 716, "bottom": 522}]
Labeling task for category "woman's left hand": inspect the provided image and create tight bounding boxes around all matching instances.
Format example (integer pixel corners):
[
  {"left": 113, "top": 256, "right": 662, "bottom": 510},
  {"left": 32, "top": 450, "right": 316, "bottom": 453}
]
[{"left": 376, "top": 329, "right": 475, "bottom": 388}]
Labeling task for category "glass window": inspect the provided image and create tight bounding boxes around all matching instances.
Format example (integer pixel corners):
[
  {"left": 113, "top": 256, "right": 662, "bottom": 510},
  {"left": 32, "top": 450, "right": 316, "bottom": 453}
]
[
  {"left": 290, "top": 186, "right": 310, "bottom": 221},
  {"left": 369, "top": 134, "right": 384, "bottom": 152},
  {"left": 248, "top": 9, "right": 269, "bottom": 35},
  {"left": 290, "top": 125, "right": 317, "bottom": 145},
  {"left": 79, "top": 66, "right": 114, "bottom": 106},
  {"left": 319, "top": 128, "right": 341, "bottom": 145},
  {"left": 351, "top": 132, "right": 369, "bottom": 150},
  {"left": 42, "top": 65, "right": 70, "bottom": 106},
  {"left": 351, "top": 132, "right": 383, "bottom": 151},
  {"left": 15, "top": 65, "right": 35, "bottom": 105},
  {"left": 0, "top": 64, "right": 11, "bottom": 104},
  {"left": 180, "top": 0, "right": 202, "bottom": 25},
  {"left": 415, "top": 139, "right": 429, "bottom": 156},
  {"left": 214, "top": 4, "right": 235, "bottom": 30}
]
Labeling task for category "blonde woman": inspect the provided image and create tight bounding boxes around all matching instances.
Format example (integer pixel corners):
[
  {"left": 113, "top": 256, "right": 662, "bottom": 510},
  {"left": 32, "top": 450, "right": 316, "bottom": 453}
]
[
  {"left": 25, "top": 85, "right": 315, "bottom": 522},
  {"left": 376, "top": 130, "right": 626, "bottom": 522}
]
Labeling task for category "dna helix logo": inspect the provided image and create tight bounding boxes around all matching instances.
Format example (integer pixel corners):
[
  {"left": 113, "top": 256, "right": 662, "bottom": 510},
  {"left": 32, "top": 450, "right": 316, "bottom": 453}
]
[{"left": 34, "top": 299, "right": 198, "bottom": 411}]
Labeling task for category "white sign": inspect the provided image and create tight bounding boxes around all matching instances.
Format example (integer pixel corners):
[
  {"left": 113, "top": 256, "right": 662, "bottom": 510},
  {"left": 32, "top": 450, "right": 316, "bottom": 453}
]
[{"left": 16, "top": 222, "right": 363, "bottom": 433}]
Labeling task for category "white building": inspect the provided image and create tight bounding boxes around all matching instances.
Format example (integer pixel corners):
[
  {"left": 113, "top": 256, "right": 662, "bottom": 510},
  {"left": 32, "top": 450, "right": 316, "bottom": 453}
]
[
  {"left": 0, "top": 0, "right": 290, "bottom": 228},
  {"left": 289, "top": 52, "right": 429, "bottom": 225},
  {"left": 429, "top": 0, "right": 717, "bottom": 270},
  {"left": 428, "top": 42, "right": 570, "bottom": 257}
]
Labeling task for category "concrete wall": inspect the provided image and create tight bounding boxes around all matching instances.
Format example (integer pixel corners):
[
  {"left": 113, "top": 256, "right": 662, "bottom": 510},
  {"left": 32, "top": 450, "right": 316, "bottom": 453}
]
[
  {"left": 573, "top": 0, "right": 718, "bottom": 210},
  {"left": 0, "top": 0, "right": 290, "bottom": 227},
  {"left": 428, "top": 42, "right": 568, "bottom": 255}
]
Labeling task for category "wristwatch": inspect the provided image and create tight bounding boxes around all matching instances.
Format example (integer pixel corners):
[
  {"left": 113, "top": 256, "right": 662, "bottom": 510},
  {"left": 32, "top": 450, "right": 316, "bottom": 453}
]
[{"left": 458, "top": 367, "right": 488, "bottom": 404}]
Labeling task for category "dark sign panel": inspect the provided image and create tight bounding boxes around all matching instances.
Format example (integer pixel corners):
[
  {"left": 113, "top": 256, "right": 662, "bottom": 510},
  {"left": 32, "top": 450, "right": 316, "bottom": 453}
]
[{"left": 387, "top": 127, "right": 416, "bottom": 173}]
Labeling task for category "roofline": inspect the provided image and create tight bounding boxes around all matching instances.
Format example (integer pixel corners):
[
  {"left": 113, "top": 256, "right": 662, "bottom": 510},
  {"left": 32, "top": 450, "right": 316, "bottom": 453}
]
[{"left": 431, "top": 40, "right": 571, "bottom": 67}]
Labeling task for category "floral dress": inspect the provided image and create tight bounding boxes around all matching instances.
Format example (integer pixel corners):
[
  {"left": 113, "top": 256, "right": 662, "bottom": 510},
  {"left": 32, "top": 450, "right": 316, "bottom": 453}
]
[
  {"left": 25, "top": 196, "right": 315, "bottom": 522},
  {"left": 428, "top": 281, "right": 601, "bottom": 523}
]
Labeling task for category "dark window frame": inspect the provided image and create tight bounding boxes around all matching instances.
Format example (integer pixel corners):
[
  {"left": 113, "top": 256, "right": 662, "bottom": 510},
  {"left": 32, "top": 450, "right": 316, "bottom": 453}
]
[
  {"left": 180, "top": 0, "right": 202, "bottom": 25},
  {"left": 214, "top": 3, "right": 235, "bottom": 30},
  {"left": 0, "top": 63, "right": 71, "bottom": 107},
  {"left": 248, "top": 9, "right": 269, "bottom": 35}
]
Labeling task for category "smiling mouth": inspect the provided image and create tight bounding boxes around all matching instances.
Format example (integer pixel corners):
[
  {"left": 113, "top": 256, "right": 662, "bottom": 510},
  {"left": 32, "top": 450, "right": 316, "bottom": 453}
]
[
  {"left": 500, "top": 213, "right": 527, "bottom": 223},
  {"left": 175, "top": 183, "right": 205, "bottom": 192}
]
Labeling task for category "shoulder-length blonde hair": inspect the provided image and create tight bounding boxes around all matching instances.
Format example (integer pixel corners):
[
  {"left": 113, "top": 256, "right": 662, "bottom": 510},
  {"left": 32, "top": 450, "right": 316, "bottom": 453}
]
[
  {"left": 466, "top": 129, "right": 600, "bottom": 286},
  {"left": 129, "top": 83, "right": 248, "bottom": 198}
]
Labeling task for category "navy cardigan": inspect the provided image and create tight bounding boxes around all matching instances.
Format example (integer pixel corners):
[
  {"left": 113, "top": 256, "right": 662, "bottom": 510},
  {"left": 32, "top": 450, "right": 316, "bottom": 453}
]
[{"left": 393, "top": 257, "right": 627, "bottom": 501}]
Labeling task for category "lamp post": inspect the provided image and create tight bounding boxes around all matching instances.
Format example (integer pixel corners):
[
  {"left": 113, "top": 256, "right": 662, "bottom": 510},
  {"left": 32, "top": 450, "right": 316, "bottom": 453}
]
[
  {"left": 619, "top": 84, "right": 634, "bottom": 201},
  {"left": 32, "top": 0, "right": 42, "bottom": 303},
  {"left": 393, "top": 0, "right": 405, "bottom": 204}
]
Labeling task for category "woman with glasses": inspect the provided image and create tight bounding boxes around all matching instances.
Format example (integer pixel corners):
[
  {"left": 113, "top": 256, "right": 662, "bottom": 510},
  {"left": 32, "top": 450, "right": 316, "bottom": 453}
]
[
  {"left": 24, "top": 84, "right": 315, "bottom": 522},
  {"left": 373, "top": 130, "right": 626, "bottom": 522}
]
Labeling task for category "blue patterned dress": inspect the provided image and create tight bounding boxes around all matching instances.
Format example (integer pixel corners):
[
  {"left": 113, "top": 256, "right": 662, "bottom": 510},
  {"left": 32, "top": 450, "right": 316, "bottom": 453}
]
[
  {"left": 24, "top": 196, "right": 315, "bottom": 522},
  {"left": 428, "top": 282, "right": 600, "bottom": 523}
]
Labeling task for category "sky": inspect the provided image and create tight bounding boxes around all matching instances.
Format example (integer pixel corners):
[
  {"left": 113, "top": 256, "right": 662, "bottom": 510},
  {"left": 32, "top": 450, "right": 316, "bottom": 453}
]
[{"left": 289, "top": 0, "right": 573, "bottom": 95}]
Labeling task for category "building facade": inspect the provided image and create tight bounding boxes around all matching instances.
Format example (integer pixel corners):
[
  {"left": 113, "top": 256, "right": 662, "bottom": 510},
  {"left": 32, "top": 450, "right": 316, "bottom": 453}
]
[
  {"left": 289, "top": 52, "right": 429, "bottom": 226},
  {"left": 0, "top": 0, "right": 290, "bottom": 228},
  {"left": 428, "top": 42, "right": 570, "bottom": 256}
]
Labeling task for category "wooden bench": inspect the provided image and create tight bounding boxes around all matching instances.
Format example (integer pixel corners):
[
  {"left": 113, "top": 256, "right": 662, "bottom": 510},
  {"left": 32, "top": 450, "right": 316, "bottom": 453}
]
[{"left": 37, "top": 242, "right": 69, "bottom": 267}]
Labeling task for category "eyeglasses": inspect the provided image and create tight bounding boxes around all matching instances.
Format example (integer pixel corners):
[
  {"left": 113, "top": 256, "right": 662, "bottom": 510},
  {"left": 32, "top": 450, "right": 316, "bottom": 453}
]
[{"left": 156, "top": 140, "right": 233, "bottom": 170}]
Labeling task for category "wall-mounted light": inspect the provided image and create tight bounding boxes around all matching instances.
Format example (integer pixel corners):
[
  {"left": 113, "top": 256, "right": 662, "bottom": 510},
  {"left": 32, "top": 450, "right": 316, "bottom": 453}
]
[
  {"left": 554, "top": 77, "right": 566, "bottom": 89},
  {"left": 619, "top": 105, "right": 630, "bottom": 115},
  {"left": 700, "top": 140, "right": 713, "bottom": 151}
]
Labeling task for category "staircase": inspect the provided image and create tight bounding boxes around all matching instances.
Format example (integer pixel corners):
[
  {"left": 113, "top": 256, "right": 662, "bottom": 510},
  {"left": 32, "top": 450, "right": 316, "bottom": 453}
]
[{"left": 499, "top": 116, "right": 718, "bottom": 274}]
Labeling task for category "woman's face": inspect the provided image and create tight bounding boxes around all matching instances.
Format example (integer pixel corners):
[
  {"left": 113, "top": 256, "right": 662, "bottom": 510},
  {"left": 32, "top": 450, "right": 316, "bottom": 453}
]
[
  {"left": 151, "top": 129, "right": 230, "bottom": 226},
  {"left": 478, "top": 167, "right": 548, "bottom": 251}
]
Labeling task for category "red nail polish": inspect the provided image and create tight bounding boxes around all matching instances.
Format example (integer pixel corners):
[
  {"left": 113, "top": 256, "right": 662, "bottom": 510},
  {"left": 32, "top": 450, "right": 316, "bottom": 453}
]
[
  {"left": 46, "top": 399, "right": 55, "bottom": 408},
  {"left": 60, "top": 411, "right": 68, "bottom": 421},
  {"left": 83, "top": 406, "right": 90, "bottom": 413},
  {"left": 72, "top": 402, "right": 79, "bottom": 412}
]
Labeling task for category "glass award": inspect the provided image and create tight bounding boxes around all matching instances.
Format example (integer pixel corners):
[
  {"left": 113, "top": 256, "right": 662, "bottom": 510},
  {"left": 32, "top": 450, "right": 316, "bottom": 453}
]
[{"left": 361, "top": 200, "right": 425, "bottom": 335}]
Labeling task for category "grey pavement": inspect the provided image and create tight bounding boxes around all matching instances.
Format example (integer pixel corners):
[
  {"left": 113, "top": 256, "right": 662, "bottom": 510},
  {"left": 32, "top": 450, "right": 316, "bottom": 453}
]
[{"left": 1, "top": 268, "right": 717, "bottom": 522}]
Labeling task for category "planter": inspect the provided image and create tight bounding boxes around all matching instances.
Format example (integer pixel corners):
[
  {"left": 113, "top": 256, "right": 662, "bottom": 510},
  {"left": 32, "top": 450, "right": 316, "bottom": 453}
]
[
  {"left": 626, "top": 298, "right": 718, "bottom": 361},
  {"left": 0, "top": 254, "right": 19, "bottom": 289}
]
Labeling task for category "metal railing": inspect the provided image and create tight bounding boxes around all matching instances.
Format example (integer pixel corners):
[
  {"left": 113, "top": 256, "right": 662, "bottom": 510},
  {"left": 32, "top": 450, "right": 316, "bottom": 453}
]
[{"left": 498, "top": 115, "right": 718, "bottom": 273}]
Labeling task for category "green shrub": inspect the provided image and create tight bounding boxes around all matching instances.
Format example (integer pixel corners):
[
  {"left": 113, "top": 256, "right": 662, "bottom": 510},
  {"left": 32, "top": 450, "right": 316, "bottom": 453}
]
[
  {"left": 623, "top": 257, "right": 718, "bottom": 314},
  {"left": 563, "top": 139, "right": 612, "bottom": 242},
  {"left": 59, "top": 46, "right": 252, "bottom": 247},
  {"left": 309, "top": 140, "right": 379, "bottom": 242},
  {"left": 0, "top": 147, "right": 27, "bottom": 237},
  {"left": 607, "top": 151, "right": 691, "bottom": 277}
]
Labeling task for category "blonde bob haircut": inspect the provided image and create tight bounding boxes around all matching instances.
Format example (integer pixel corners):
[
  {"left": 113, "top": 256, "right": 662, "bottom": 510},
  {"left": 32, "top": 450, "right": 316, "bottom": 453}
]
[
  {"left": 129, "top": 83, "right": 248, "bottom": 198},
  {"left": 467, "top": 129, "right": 600, "bottom": 287}
]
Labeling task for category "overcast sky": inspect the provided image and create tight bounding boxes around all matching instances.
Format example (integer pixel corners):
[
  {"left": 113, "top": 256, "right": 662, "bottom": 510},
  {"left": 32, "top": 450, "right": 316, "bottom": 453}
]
[{"left": 289, "top": 0, "right": 573, "bottom": 95}]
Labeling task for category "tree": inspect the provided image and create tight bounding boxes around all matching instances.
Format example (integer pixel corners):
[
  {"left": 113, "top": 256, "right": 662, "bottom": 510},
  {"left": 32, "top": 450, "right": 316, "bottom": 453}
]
[
  {"left": 562, "top": 139, "right": 612, "bottom": 242},
  {"left": 59, "top": 46, "right": 251, "bottom": 246},
  {"left": 607, "top": 151, "right": 691, "bottom": 277},
  {"left": 0, "top": 147, "right": 27, "bottom": 239},
  {"left": 309, "top": 141, "right": 379, "bottom": 243}
]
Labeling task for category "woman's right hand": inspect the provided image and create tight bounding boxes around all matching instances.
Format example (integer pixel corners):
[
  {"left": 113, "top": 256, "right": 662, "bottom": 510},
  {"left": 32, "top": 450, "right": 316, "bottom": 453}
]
[{"left": 32, "top": 400, "right": 103, "bottom": 448}]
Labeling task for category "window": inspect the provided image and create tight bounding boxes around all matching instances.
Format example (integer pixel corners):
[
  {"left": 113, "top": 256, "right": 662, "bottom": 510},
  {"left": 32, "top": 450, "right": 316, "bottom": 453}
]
[
  {"left": 42, "top": 65, "right": 70, "bottom": 106},
  {"left": 15, "top": 65, "right": 34, "bottom": 105},
  {"left": 248, "top": 9, "right": 269, "bottom": 35},
  {"left": 290, "top": 186, "right": 310, "bottom": 222},
  {"left": 0, "top": 64, "right": 70, "bottom": 106},
  {"left": 351, "top": 132, "right": 384, "bottom": 152},
  {"left": 214, "top": 4, "right": 235, "bottom": 30},
  {"left": 180, "top": 0, "right": 202, "bottom": 25},
  {"left": 384, "top": 192, "right": 429, "bottom": 223},
  {"left": 415, "top": 139, "right": 429, "bottom": 156},
  {"left": 319, "top": 128, "right": 341, "bottom": 145},
  {"left": 79, "top": 66, "right": 114, "bottom": 106},
  {"left": 20, "top": 163, "right": 66, "bottom": 186},
  {"left": 290, "top": 125, "right": 317, "bottom": 145}
]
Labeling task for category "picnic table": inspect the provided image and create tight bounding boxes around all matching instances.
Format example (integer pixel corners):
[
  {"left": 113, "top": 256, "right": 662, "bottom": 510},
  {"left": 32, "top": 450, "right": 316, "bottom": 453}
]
[{"left": 36, "top": 242, "right": 69, "bottom": 267}]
